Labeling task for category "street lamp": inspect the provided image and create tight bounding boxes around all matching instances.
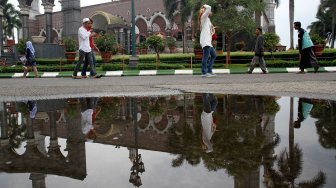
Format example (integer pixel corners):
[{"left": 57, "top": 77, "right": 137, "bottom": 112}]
[{"left": 129, "top": 0, "right": 139, "bottom": 68}]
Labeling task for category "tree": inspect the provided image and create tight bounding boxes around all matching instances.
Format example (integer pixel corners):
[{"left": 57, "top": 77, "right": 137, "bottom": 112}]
[
  {"left": 264, "top": 32, "right": 280, "bottom": 59},
  {"left": 146, "top": 35, "right": 165, "bottom": 67},
  {"left": 163, "top": 0, "right": 192, "bottom": 53},
  {"left": 322, "top": 0, "right": 336, "bottom": 48},
  {"left": 1, "top": 0, "right": 22, "bottom": 41},
  {"left": 289, "top": 0, "right": 295, "bottom": 49}
]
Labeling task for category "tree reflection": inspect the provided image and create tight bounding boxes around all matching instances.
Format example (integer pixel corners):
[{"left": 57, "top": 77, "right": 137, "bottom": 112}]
[
  {"left": 310, "top": 100, "right": 336, "bottom": 154},
  {"left": 167, "top": 94, "right": 282, "bottom": 180},
  {"left": 267, "top": 97, "right": 326, "bottom": 187},
  {"left": 268, "top": 144, "right": 326, "bottom": 187}
]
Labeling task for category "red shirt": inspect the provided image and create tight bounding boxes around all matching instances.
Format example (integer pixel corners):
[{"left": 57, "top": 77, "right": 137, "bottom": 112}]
[{"left": 86, "top": 27, "right": 95, "bottom": 49}]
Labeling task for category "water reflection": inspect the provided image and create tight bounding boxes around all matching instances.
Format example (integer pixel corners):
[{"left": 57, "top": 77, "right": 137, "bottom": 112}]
[{"left": 0, "top": 94, "right": 335, "bottom": 187}]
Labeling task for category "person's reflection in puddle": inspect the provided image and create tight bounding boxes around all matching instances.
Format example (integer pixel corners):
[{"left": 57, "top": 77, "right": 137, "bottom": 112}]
[
  {"left": 80, "top": 97, "right": 99, "bottom": 140},
  {"left": 26, "top": 101, "right": 37, "bottom": 119},
  {"left": 294, "top": 98, "right": 314, "bottom": 129},
  {"left": 201, "top": 93, "right": 218, "bottom": 153}
]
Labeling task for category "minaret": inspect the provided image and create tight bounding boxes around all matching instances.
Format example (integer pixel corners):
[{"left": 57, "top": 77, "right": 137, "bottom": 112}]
[
  {"left": 30, "top": 0, "right": 41, "bottom": 20},
  {"left": 265, "top": 0, "right": 276, "bottom": 33}
]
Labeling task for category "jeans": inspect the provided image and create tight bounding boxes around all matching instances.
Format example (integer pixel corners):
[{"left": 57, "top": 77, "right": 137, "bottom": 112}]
[
  {"left": 73, "top": 50, "right": 96, "bottom": 76},
  {"left": 201, "top": 46, "right": 217, "bottom": 75},
  {"left": 81, "top": 51, "right": 96, "bottom": 76},
  {"left": 202, "top": 93, "right": 218, "bottom": 113}
]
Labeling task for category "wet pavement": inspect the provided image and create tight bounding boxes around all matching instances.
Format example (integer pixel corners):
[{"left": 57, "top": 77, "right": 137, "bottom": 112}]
[{"left": 0, "top": 94, "right": 335, "bottom": 187}]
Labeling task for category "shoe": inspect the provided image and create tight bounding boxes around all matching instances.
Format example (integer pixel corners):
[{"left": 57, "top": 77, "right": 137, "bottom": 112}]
[
  {"left": 201, "top": 74, "right": 207, "bottom": 77},
  {"left": 205, "top": 73, "right": 213, "bottom": 78},
  {"left": 92, "top": 74, "right": 103, "bottom": 78},
  {"left": 82, "top": 75, "right": 88, "bottom": 78},
  {"left": 248, "top": 71, "right": 252, "bottom": 74},
  {"left": 72, "top": 75, "right": 82, "bottom": 79},
  {"left": 262, "top": 70, "right": 268, "bottom": 74},
  {"left": 296, "top": 71, "right": 305, "bottom": 74},
  {"left": 314, "top": 66, "right": 319, "bottom": 73},
  {"left": 208, "top": 73, "right": 216, "bottom": 77}
]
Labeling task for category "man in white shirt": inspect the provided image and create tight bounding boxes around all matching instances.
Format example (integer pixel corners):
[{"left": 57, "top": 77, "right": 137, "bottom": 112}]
[{"left": 73, "top": 18, "right": 100, "bottom": 79}]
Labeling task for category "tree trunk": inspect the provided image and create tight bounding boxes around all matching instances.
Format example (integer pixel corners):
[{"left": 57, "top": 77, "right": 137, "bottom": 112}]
[
  {"left": 225, "top": 32, "right": 231, "bottom": 67},
  {"left": 289, "top": 0, "right": 295, "bottom": 49},
  {"left": 289, "top": 97, "right": 294, "bottom": 163},
  {"left": 331, "top": 13, "right": 335, "bottom": 48}
]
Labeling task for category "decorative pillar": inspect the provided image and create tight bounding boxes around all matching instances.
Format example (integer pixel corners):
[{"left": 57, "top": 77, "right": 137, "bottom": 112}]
[
  {"left": 42, "top": 1, "right": 55, "bottom": 43},
  {"left": 127, "top": 29, "right": 131, "bottom": 54},
  {"left": 0, "top": 6, "right": 4, "bottom": 54},
  {"left": 18, "top": 3, "right": 31, "bottom": 40},
  {"left": 61, "top": 0, "right": 81, "bottom": 39},
  {"left": 119, "top": 28, "right": 125, "bottom": 50},
  {"left": 0, "top": 103, "right": 8, "bottom": 139}
]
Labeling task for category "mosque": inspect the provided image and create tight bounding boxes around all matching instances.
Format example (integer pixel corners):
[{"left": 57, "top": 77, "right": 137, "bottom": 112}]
[{"left": 21, "top": 0, "right": 277, "bottom": 53}]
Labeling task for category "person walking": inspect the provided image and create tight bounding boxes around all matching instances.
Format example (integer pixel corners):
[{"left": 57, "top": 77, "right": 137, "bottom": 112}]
[
  {"left": 81, "top": 18, "right": 99, "bottom": 78},
  {"left": 72, "top": 18, "right": 101, "bottom": 79},
  {"left": 199, "top": 4, "right": 217, "bottom": 78},
  {"left": 294, "top": 21, "right": 320, "bottom": 74},
  {"left": 23, "top": 41, "right": 39, "bottom": 78},
  {"left": 248, "top": 27, "right": 267, "bottom": 74}
]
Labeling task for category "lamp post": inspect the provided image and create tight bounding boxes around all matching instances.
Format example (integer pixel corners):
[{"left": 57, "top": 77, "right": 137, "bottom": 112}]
[{"left": 129, "top": 0, "right": 139, "bottom": 68}]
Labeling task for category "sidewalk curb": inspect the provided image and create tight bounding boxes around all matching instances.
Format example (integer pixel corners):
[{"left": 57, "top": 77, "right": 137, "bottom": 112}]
[{"left": 1, "top": 67, "right": 335, "bottom": 78}]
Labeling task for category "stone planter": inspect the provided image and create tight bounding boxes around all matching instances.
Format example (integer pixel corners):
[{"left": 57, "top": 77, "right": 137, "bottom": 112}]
[
  {"left": 65, "top": 51, "right": 76, "bottom": 64},
  {"left": 313, "top": 44, "right": 324, "bottom": 56},
  {"left": 101, "top": 51, "right": 112, "bottom": 63},
  {"left": 194, "top": 48, "right": 203, "bottom": 60},
  {"left": 31, "top": 36, "right": 46, "bottom": 43}
]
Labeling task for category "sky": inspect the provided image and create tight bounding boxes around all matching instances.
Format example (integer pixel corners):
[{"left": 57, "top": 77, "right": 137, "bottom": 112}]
[{"left": 8, "top": 0, "right": 321, "bottom": 49}]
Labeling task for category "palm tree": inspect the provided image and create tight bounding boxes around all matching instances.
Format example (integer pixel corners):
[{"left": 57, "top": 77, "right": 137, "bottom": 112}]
[
  {"left": 320, "top": 0, "right": 336, "bottom": 48},
  {"left": 289, "top": 0, "right": 294, "bottom": 49},
  {"left": 1, "top": 0, "right": 22, "bottom": 41},
  {"left": 163, "top": 0, "right": 192, "bottom": 53}
]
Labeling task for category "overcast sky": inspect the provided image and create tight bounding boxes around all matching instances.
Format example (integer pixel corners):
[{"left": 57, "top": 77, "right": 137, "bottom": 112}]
[{"left": 9, "top": 0, "right": 321, "bottom": 48}]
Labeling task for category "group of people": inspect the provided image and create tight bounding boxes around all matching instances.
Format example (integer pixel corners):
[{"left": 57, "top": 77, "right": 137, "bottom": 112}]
[
  {"left": 198, "top": 4, "right": 320, "bottom": 76},
  {"left": 21, "top": 17, "right": 102, "bottom": 79},
  {"left": 21, "top": 5, "right": 320, "bottom": 78},
  {"left": 72, "top": 17, "right": 102, "bottom": 79}
]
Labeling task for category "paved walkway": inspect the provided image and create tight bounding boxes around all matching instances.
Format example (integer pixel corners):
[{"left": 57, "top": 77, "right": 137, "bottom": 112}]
[{"left": 1, "top": 67, "right": 336, "bottom": 78}]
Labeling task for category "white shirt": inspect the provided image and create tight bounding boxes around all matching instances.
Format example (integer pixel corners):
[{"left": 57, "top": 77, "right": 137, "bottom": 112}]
[
  {"left": 81, "top": 109, "right": 93, "bottom": 134},
  {"left": 200, "top": 4, "right": 213, "bottom": 48},
  {"left": 201, "top": 111, "right": 214, "bottom": 153},
  {"left": 78, "top": 26, "right": 91, "bottom": 53}
]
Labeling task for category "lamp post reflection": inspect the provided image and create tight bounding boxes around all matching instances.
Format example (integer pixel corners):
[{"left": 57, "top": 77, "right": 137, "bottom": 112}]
[{"left": 129, "top": 98, "right": 145, "bottom": 187}]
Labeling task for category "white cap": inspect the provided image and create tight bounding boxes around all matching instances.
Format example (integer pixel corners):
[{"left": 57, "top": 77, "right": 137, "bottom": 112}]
[{"left": 82, "top": 18, "right": 90, "bottom": 23}]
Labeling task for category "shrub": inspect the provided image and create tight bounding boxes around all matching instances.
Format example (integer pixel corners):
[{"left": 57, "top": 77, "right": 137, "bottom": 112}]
[
  {"left": 235, "top": 41, "right": 245, "bottom": 51},
  {"left": 310, "top": 33, "right": 325, "bottom": 45},
  {"left": 62, "top": 37, "right": 77, "bottom": 52},
  {"left": 166, "top": 36, "right": 177, "bottom": 48},
  {"left": 264, "top": 32, "right": 280, "bottom": 52},
  {"left": 16, "top": 39, "right": 28, "bottom": 55},
  {"left": 95, "top": 33, "right": 118, "bottom": 54}
]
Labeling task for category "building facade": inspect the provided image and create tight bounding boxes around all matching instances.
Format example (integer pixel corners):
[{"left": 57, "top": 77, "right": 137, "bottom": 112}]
[{"left": 25, "top": 0, "right": 276, "bottom": 53}]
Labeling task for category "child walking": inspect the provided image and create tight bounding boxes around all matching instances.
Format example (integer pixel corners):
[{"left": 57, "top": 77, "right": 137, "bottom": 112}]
[{"left": 23, "top": 41, "right": 39, "bottom": 78}]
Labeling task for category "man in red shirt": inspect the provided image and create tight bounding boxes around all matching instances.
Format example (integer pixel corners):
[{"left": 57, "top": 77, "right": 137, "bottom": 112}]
[{"left": 81, "top": 18, "right": 100, "bottom": 78}]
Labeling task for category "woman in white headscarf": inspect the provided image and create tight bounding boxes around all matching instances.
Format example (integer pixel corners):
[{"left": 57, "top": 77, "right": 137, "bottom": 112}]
[{"left": 23, "top": 41, "right": 39, "bottom": 78}]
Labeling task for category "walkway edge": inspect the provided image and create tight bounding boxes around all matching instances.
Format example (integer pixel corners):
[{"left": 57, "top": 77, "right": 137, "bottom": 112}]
[{"left": 1, "top": 67, "right": 335, "bottom": 78}]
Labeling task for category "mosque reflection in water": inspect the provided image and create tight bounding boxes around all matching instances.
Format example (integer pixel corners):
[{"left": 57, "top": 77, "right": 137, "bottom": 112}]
[{"left": 0, "top": 94, "right": 335, "bottom": 187}]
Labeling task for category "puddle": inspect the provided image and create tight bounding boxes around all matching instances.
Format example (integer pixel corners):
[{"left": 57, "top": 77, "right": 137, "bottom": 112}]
[{"left": 0, "top": 94, "right": 335, "bottom": 187}]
